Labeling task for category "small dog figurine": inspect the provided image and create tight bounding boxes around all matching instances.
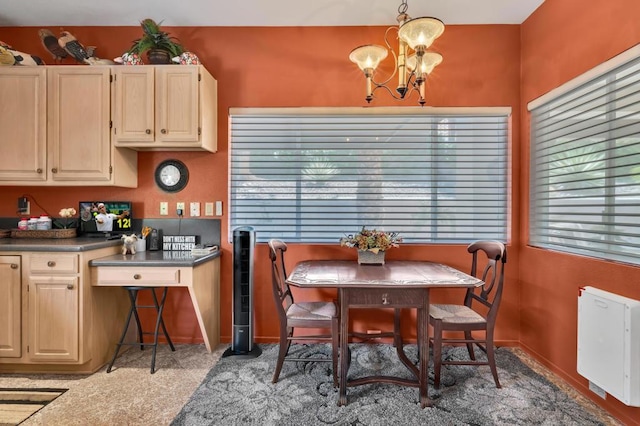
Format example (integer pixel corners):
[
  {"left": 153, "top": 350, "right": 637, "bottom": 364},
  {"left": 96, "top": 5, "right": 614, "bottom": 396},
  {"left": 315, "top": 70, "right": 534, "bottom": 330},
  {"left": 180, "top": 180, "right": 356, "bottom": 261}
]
[{"left": 121, "top": 233, "right": 138, "bottom": 255}]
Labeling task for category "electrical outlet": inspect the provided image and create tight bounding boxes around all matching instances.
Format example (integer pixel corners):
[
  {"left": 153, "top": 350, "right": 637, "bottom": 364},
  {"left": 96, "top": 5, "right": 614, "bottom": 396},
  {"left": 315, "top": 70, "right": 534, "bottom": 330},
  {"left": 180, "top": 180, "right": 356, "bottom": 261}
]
[
  {"left": 160, "top": 202, "right": 168, "bottom": 216},
  {"left": 177, "top": 202, "right": 185, "bottom": 216},
  {"left": 205, "top": 202, "right": 214, "bottom": 216},
  {"left": 18, "top": 197, "right": 29, "bottom": 215},
  {"left": 190, "top": 202, "right": 200, "bottom": 217}
]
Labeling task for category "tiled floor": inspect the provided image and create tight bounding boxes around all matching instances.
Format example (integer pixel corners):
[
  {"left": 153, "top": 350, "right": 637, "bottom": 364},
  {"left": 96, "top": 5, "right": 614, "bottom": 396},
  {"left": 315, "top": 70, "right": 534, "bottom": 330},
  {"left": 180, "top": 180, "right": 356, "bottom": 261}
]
[{"left": 0, "top": 344, "right": 621, "bottom": 426}]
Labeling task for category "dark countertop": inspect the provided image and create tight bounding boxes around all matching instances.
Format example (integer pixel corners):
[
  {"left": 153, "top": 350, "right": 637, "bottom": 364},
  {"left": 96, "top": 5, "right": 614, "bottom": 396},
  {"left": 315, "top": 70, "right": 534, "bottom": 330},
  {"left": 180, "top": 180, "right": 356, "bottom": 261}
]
[
  {"left": 0, "top": 236, "right": 221, "bottom": 266},
  {"left": 89, "top": 250, "right": 221, "bottom": 267},
  {"left": 0, "top": 237, "right": 121, "bottom": 252}
]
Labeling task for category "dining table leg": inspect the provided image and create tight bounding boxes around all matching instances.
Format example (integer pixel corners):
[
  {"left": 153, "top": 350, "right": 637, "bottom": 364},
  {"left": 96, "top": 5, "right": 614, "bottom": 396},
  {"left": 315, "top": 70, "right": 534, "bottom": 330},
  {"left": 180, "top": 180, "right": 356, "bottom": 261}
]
[
  {"left": 338, "top": 288, "right": 349, "bottom": 406},
  {"left": 419, "top": 289, "right": 431, "bottom": 408}
]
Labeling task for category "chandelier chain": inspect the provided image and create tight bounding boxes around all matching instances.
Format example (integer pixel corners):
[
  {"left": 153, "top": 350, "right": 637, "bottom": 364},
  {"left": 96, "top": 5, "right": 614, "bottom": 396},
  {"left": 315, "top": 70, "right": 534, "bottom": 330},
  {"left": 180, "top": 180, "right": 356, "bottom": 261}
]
[{"left": 398, "top": 0, "right": 409, "bottom": 16}]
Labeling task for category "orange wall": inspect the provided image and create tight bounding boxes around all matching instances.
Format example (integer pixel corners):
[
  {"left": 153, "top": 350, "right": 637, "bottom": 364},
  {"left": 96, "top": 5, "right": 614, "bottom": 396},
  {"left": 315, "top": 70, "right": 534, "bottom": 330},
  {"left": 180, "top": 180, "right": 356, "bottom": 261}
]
[
  {"left": 2, "top": 1, "right": 639, "bottom": 422},
  {"left": 0, "top": 23, "right": 522, "bottom": 347},
  {"left": 520, "top": 0, "right": 640, "bottom": 424}
]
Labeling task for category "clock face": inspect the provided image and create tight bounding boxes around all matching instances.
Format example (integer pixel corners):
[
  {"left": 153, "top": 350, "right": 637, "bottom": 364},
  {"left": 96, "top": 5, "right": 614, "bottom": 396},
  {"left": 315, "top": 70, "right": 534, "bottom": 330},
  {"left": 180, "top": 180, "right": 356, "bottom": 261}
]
[
  {"left": 160, "top": 164, "right": 180, "bottom": 186},
  {"left": 155, "top": 160, "right": 189, "bottom": 192}
]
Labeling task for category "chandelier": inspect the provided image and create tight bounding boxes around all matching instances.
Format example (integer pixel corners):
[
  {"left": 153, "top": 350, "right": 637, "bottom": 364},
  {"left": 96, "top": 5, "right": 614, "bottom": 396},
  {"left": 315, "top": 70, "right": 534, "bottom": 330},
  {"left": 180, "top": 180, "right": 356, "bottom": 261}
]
[{"left": 349, "top": 0, "right": 445, "bottom": 106}]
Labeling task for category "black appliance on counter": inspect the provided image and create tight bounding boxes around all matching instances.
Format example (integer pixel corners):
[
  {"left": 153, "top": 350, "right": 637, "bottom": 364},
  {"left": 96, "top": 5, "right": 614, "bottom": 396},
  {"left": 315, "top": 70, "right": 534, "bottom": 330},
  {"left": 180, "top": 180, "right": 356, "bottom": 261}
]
[{"left": 148, "top": 228, "right": 161, "bottom": 251}]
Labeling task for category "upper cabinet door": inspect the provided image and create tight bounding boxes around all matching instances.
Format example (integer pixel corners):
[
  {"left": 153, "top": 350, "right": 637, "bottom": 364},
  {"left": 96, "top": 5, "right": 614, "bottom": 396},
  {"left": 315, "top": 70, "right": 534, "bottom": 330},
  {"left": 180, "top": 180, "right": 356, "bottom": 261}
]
[
  {"left": 156, "top": 66, "right": 200, "bottom": 143},
  {"left": 112, "top": 65, "right": 217, "bottom": 152},
  {"left": 47, "top": 67, "right": 112, "bottom": 182},
  {"left": 112, "top": 67, "right": 155, "bottom": 144},
  {"left": 0, "top": 68, "right": 47, "bottom": 182}
]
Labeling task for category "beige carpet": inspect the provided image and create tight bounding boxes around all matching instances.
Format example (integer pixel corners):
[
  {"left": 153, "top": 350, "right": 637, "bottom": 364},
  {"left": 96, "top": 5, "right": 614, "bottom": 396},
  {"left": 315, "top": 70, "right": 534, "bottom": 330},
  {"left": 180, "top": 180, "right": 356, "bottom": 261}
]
[
  {"left": 0, "top": 344, "right": 224, "bottom": 425},
  {"left": 0, "top": 388, "right": 67, "bottom": 425}
]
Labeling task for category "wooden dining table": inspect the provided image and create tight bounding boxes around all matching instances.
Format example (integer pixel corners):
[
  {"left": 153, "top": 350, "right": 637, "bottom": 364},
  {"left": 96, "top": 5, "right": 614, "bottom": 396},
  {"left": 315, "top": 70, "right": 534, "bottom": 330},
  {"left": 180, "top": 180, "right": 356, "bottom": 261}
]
[{"left": 286, "top": 259, "right": 483, "bottom": 408}]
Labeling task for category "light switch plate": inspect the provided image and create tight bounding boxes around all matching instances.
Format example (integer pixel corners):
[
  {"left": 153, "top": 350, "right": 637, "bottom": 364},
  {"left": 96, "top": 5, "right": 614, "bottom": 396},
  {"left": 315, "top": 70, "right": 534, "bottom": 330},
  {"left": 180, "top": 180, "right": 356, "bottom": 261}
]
[
  {"left": 190, "top": 202, "right": 200, "bottom": 217},
  {"left": 205, "top": 202, "right": 214, "bottom": 216},
  {"left": 215, "top": 201, "right": 223, "bottom": 216},
  {"left": 160, "top": 202, "right": 168, "bottom": 216}
]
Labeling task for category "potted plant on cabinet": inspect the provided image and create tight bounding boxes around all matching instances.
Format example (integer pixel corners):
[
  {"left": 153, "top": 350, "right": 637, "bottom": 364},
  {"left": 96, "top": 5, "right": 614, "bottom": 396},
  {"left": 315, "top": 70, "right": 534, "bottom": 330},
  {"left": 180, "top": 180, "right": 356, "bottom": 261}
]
[{"left": 129, "top": 18, "right": 184, "bottom": 64}]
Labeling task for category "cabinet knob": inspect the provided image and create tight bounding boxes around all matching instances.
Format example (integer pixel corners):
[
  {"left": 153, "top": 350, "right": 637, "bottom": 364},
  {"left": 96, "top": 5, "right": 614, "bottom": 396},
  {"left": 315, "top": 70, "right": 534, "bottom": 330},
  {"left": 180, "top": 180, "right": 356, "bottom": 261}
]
[
  {"left": 37, "top": 168, "right": 43, "bottom": 174},
  {"left": 67, "top": 284, "right": 74, "bottom": 290},
  {"left": 133, "top": 274, "right": 141, "bottom": 280},
  {"left": 11, "top": 263, "right": 18, "bottom": 269},
  {"left": 161, "top": 129, "right": 167, "bottom": 134},
  {"left": 146, "top": 129, "right": 151, "bottom": 134},
  {"left": 47, "top": 261, "right": 56, "bottom": 267},
  {"left": 51, "top": 168, "right": 58, "bottom": 174}
]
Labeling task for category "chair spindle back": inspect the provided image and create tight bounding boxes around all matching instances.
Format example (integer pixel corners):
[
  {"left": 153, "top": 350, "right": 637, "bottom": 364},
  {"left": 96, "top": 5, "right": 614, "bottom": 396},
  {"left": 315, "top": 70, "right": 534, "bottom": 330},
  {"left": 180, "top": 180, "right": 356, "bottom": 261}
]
[
  {"left": 268, "top": 239, "right": 294, "bottom": 314},
  {"left": 464, "top": 241, "right": 507, "bottom": 321}
]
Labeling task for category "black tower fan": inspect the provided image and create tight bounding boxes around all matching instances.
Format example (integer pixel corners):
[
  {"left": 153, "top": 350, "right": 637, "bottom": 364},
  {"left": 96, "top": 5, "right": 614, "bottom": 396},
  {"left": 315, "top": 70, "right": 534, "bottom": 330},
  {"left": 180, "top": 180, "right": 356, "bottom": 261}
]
[{"left": 222, "top": 226, "right": 261, "bottom": 358}]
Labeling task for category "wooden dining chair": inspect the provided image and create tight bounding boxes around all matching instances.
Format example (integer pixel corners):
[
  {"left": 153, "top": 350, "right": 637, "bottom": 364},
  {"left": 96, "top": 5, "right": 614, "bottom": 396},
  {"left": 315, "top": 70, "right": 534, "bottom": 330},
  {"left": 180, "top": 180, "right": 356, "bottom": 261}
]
[
  {"left": 268, "top": 239, "right": 339, "bottom": 386},
  {"left": 429, "top": 240, "right": 507, "bottom": 388}
]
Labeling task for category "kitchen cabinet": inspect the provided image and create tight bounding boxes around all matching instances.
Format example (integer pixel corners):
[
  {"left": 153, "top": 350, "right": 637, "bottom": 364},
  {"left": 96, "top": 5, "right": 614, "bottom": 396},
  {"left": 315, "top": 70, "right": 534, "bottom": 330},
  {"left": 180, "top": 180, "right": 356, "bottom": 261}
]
[
  {"left": 27, "top": 253, "right": 80, "bottom": 362},
  {"left": 0, "top": 256, "right": 21, "bottom": 358},
  {"left": 0, "top": 68, "right": 47, "bottom": 182},
  {"left": 112, "top": 65, "right": 217, "bottom": 152},
  {"left": 0, "top": 66, "right": 138, "bottom": 187},
  {"left": 0, "top": 246, "right": 129, "bottom": 373}
]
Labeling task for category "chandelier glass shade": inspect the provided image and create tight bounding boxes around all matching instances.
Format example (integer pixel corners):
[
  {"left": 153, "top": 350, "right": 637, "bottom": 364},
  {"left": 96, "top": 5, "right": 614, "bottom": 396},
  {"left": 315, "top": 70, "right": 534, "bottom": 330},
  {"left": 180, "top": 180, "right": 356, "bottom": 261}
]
[
  {"left": 397, "top": 17, "right": 445, "bottom": 50},
  {"left": 406, "top": 51, "right": 443, "bottom": 75},
  {"left": 349, "top": 0, "right": 445, "bottom": 105},
  {"left": 349, "top": 45, "right": 388, "bottom": 71}
]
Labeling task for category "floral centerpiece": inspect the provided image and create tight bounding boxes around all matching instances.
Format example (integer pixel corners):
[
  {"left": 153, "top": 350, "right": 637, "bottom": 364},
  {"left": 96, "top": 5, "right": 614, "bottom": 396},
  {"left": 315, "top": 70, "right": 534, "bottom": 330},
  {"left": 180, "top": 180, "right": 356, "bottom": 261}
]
[
  {"left": 340, "top": 226, "right": 402, "bottom": 265},
  {"left": 55, "top": 207, "right": 77, "bottom": 229}
]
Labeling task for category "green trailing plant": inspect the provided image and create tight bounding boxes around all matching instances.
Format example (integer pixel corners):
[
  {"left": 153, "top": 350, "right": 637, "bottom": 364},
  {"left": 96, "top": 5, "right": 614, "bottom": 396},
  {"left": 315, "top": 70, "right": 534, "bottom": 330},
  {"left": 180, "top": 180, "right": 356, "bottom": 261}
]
[{"left": 129, "top": 18, "right": 184, "bottom": 57}]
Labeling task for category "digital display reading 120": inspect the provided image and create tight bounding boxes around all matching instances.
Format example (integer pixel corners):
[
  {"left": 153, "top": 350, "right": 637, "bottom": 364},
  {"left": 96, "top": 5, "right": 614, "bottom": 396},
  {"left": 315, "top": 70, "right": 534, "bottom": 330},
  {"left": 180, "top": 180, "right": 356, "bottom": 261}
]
[{"left": 78, "top": 201, "right": 132, "bottom": 234}]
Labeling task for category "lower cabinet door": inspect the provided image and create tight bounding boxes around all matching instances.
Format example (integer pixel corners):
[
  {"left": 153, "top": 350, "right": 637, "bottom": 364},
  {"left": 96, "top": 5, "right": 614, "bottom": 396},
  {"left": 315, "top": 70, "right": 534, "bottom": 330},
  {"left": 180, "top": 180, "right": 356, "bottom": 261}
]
[{"left": 28, "top": 276, "right": 79, "bottom": 362}]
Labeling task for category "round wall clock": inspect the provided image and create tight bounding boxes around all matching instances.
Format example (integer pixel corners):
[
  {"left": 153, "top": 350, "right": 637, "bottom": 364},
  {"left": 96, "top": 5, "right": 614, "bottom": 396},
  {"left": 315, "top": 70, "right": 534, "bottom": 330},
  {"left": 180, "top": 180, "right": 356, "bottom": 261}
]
[{"left": 155, "top": 159, "right": 189, "bottom": 193}]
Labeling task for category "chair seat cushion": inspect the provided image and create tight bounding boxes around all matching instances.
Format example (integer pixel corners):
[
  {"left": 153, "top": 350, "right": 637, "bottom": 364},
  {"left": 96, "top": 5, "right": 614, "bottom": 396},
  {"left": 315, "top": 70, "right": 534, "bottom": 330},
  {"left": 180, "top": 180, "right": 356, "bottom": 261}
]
[
  {"left": 287, "top": 301, "right": 336, "bottom": 321},
  {"left": 430, "top": 303, "right": 486, "bottom": 324}
]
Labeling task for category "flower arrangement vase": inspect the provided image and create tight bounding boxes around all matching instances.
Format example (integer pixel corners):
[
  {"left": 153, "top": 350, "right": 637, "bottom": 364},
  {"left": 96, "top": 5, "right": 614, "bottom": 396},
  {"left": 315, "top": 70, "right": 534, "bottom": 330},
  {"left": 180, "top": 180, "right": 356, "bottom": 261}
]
[{"left": 357, "top": 250, "right": 385, "bottom": 265}]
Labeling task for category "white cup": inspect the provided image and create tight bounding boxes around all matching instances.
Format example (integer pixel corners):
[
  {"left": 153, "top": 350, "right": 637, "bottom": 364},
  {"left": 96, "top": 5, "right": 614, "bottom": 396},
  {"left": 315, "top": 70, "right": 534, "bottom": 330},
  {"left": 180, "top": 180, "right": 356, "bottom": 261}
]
[{"left": 135, "top": 238, "right": 146, "bottom": 252}]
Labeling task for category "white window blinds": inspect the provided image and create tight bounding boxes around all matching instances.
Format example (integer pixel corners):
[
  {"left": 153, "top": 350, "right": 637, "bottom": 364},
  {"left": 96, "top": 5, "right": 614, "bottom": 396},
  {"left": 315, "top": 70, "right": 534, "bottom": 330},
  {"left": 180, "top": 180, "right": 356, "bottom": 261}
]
[
  {"left": 230, "top": 108, "right": 510, "bottom": 244},
  {"left": 529, "top": 50, "right": 640, "bottom": 265}
]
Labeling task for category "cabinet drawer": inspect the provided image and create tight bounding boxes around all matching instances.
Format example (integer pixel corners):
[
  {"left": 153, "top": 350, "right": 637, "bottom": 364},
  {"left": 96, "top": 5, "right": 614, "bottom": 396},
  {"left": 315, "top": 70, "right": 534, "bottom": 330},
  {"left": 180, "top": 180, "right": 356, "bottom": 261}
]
[
  {"left": 344, "top": 288, "right": 426, "bottom": 308},
  {"left": 30, "top": 254, "right": 79, "bottom": 274},
  {"left": 93, "top": 267, "right": 182, "bottom": 286}
]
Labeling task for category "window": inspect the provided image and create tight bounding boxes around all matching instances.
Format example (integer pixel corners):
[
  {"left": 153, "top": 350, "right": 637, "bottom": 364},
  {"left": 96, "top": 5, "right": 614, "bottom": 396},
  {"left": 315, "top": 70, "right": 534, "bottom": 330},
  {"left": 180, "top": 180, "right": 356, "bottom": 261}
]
[
  {"left": 529, "top": 46, "right": 640, "bottom": 265},
  {"left": 229, "top": 107, "right": 510, "bottom": 244}
]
